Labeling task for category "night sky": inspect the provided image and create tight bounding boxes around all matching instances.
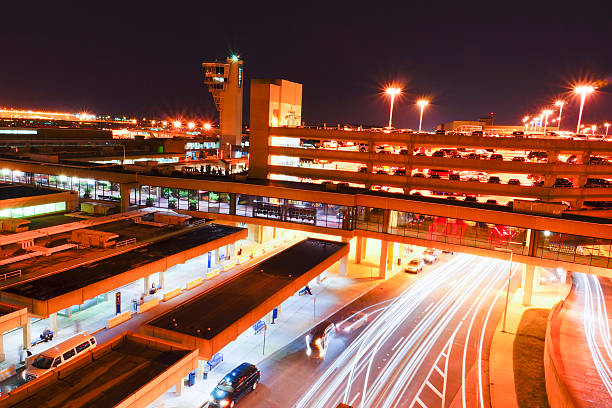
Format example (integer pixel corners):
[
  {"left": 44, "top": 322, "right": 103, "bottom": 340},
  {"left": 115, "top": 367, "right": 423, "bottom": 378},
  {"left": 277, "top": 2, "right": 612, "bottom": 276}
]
[{"left": 2, "top": 1, "right": 611, "bottom": 130}]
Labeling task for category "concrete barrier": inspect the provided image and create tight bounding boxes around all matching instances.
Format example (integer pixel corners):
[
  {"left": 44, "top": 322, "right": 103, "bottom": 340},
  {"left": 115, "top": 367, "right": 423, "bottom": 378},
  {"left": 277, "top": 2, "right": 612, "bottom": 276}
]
[
  {"left": 186, "top": 277, "right": 203, "bottom": 290},
  {"left": 107, "top": 311, "right": 132, "bottom": 328},
  {"left": 238, "top": 255, "right": 250, "bottom": 264},
  {"left": 252, "top": 249, "right": 263, "bottom": 258},
  {"left": 544, "top": 299, "right": 577, "bottom": 408},
  {"left": 162, "top": 288, "right": 182, "bottom": 302},
  {"left": 206, "top": 268, "right": 221, "bottom": 280},
  {"left": 222, "top": 260, "right": 236, "bottom": 272},
  {"left": 138, "top": 297, "right": 160, "bottom": 314}
]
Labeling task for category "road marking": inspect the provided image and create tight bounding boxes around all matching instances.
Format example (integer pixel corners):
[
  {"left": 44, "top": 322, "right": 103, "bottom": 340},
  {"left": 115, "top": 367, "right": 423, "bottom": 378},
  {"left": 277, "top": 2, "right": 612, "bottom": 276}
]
[
  {"left": 349, "top": 392, "right": 361, "bottom": 407},
  {"left": 391, "top": 336, "right": 405, "bottom": 351}
]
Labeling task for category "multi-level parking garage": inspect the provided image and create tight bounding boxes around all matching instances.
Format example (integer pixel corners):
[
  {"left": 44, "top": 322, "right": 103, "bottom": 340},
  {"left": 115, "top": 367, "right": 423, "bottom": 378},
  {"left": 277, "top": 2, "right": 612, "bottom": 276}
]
[{"left": 252, "top": 127, "right": 612, "bottom": 209}]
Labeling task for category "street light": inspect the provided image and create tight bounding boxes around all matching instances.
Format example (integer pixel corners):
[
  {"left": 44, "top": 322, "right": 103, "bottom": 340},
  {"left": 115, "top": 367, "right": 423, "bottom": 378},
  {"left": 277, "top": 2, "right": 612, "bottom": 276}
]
[
  {"left": 555, "top": 100, "right": 565, "bottom": 130},
  {"left": 575, "top": 85, "right": 596, "bottom": 133},
  {"left": 542, "top": 109, "right": 553, "bottom": 137},
  {"left": 522, "top": 116, "right": 530, "bottom": 133},
  {"left": 605, "top": 122, "right": 610, "bottom": 136},
  {"left": 592, "top": 125, "right": 597, "bottom": 135},
  {"left": 187, "top": 122, "right": 196, "bottom": 130},
  {"left": 173, "top": 120, "right": 181, "bottom": 129},
  {"left": 203, "top": 123, "right": 212, "bottom": 131},
  {"left": 385, "top": 87, "right": 401, "bottom": 128},
  {"left": 417, "top": 99, "right": 429, "bottom": 133}
]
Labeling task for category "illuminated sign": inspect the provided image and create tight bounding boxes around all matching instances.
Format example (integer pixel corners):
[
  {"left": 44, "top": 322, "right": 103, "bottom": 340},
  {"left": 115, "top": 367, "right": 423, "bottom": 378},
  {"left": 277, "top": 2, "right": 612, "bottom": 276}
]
[{"left": 0, "top": 129, "right": 37, "bottom": 135}]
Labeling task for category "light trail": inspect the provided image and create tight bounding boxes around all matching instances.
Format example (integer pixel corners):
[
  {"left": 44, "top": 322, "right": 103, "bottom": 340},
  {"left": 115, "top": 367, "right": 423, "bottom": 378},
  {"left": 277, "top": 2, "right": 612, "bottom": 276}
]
[
  {"left": 576, "top": 273, "right": 612, "bottom": 397},
  {"left": 295, "top": 254, "right": 511, "bottom": 408}
]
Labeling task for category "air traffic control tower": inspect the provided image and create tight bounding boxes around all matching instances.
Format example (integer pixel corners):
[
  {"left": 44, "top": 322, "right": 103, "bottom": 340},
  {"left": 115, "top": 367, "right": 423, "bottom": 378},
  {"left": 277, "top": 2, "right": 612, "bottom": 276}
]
[{"left": 202, "top": 55, "right": 244, "bottom": 148}]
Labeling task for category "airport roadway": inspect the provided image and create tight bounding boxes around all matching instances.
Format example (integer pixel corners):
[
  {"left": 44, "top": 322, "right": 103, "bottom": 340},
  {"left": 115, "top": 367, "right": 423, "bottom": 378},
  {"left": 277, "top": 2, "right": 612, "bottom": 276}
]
[{"left": 241, "top": 253, "right": 519, "bottom": 408}]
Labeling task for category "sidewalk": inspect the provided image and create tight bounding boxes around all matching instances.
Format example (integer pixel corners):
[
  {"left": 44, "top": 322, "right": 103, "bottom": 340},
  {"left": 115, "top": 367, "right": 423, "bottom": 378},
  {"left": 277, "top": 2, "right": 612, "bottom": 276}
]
[
  {"left": 489, "top": 272, "right": 570, "bottom": 408},
  {"left": 147, "top": 237, "right": 402, "bottom": 408}
]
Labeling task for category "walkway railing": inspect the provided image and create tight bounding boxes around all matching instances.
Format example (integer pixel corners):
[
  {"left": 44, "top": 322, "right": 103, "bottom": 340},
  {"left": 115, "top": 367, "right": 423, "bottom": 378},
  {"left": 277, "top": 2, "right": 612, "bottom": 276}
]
[
  {"left": 116, "top": 238, "right": 136, "bottom": 248},
  {"left": 0, "top": 270, "right": 21, "bottom": 281}
]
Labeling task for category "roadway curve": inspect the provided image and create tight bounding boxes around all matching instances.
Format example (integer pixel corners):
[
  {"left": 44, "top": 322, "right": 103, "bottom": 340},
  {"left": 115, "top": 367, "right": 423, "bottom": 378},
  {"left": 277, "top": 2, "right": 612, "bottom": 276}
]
[{"left": 242, "top": 254, "right": 519, "bottom": 408}]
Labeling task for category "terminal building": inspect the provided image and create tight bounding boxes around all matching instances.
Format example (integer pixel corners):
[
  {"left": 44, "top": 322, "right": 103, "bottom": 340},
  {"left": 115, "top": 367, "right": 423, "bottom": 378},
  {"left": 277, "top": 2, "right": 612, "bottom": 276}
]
[{"left": 0, "top": 74, "right": 610, "bottom": 407}]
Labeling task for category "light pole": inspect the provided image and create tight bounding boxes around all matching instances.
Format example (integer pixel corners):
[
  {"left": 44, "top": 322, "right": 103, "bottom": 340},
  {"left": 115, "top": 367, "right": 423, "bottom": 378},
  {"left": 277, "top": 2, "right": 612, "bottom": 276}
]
[
  {"left": 555, "top": 100, "right": 565, "bottom": 130},
  {"left": 575, "top": 85, "right": 595, "bottom": 133},
  {"left": 605, "top": 122, "right": 610, "bottom": 136},
  {"left": 385, "top": 87, "right": 401, "bottom": 128},
  {"left": 522, "top": 116, "right": 530, "bottom": 134},
  {"left": 542, "top": 109, "right": 553, "bottom": 137},
  {"left": 592, "top": 125, "right": 597, "bottom": 136},
  {"left": 417, "top": 99, "right": 429, "bottom": 133}
]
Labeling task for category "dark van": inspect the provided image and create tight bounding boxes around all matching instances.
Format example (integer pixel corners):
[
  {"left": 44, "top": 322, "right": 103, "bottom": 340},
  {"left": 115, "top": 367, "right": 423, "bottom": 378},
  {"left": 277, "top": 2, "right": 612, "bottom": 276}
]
[{"left": 209, "top": 363, "right": 261, "bottom": 407}]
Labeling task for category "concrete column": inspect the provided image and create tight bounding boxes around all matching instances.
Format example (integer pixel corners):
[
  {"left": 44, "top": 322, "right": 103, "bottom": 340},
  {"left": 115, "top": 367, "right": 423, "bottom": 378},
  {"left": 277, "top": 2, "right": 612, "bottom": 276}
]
[
  {"left": 362, "top": 237, "right": 368, "bottom": 260},
  {"left": 379, "top": 240, "right": 389, "bottom": 279},
  {"left": 159, "top": 270, "right": 165, "bottom": 289},
  {"left": 386, "top": 242, "right": 395, "bottom": 270},
  {"left": 548, "top": 150, "right": 559, "bottom": 163},
  {"left": 0, "top": 334, "right": 5, "bottom": 362},
  {"left": 214, "top": 248, "right": 220, "bottom": 264},
  {"left": 272, "top": 227, "right": 277, "bottom": 239},
  {"left": 196, "top": 359, "right": 205, "bottom": 381},
  {"left": 119, "top": 183, "right": 137, "bottom": 212},
  {"left": 355, "top": 236, "right": 364, "bottom": 264},
  {"left": 175, "top": 379, "right": 184, "bottom": 396},
  {"left": 229, "top": 243, "right": 236, "bottom": 259},
  {"left": 576, "top": 175, "right": 587, "bottom": 188},
  {"left": 22, "top": 319, "right": 31, "bottom": 350},
  {"left": 565, "top": 270, "right": 573, "bottom": 284},
  {"left": 144, "top": 275, "right": 150, "bottom": 294},
  {"left": 340, "top": 255, "right": 348, "bottom": 276},
  {"left": 544, "top": 174, "right": 555, "bottom": 188},
  {"left": 257, "top": 225, "right": 264, "bottom": 244},
  {"left": 522, "top": 264, "right": 536, "bottom": 306},
  {"left": 49, "top": 313, "right": 58, "bottom": 335}
]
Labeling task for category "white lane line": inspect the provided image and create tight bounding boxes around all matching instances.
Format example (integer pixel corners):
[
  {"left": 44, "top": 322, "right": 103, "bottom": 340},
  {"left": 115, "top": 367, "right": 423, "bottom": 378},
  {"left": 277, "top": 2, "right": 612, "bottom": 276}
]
[
  {"left": 391, "top": 336, "right": 405, "bottom": 352},
  {"left": 349, "top": 391, "right": 361, "bottom": 407}
]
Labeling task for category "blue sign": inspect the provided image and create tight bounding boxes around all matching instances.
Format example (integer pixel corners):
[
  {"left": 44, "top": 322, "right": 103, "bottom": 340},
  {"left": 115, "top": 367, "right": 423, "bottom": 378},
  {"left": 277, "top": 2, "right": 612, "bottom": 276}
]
[
  {"left": 253, "top": 320, "right": 266, "bottom": 334},
  {"left": 272, "top": 308, "right": 278, "bottom": 320},
  {"left": 207, "top": 252, "right": 212, "bottom": 268},
  {"left": 115, "top": 292, "right": 121, "bottom": 314}
]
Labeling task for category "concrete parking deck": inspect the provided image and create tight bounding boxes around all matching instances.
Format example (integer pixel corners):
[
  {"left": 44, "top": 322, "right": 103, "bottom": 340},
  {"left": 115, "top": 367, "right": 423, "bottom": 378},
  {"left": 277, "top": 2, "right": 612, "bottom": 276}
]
[
  {"left": 0, "top": 332, "right": 198, "bottom": 408},
  {"left": 0, "top": 224, "right": 247, "bottom": 317},
  {"left": 145, "top": 237, "right": 349, "bottom": 359}
]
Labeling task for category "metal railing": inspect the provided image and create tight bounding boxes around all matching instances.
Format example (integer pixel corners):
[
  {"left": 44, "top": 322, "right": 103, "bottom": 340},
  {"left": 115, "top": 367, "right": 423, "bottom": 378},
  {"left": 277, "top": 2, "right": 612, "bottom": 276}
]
[
  {"left": 0, "top": 270, "right": 21, "bottom": 281},
  {"left": 115, "top": 238, "right": 136, "bottom": 248}
]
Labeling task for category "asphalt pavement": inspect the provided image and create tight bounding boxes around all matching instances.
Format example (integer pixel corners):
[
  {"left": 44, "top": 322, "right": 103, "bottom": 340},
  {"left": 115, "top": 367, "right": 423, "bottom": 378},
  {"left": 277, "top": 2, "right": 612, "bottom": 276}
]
[{"left": 239, "top": 253, "right": 520, "bottom": 408}]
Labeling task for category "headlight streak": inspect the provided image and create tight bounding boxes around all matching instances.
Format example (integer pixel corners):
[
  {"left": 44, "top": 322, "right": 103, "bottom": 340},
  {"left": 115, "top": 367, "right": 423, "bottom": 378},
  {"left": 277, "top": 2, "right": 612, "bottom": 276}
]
[
  {"left": 296, "top": 254, "right": 475, "bottom": 408},
  {"left": 461, "top": 262, "right": 508, "bottom": 407},
  {"left": 345, "top": 255, "right": 477, "bottom": 407},
  {"left": 296, "top": 254, "right": 511, "bottom": 408},
  {"left": 477, "top": 263, "right": 519, "bottom": 408},
  {"left": 367, "top": 261, "right": 501, "bottom": 408},
  {"left": 576, "top": 273, "right": 612, "bottom": 397}
]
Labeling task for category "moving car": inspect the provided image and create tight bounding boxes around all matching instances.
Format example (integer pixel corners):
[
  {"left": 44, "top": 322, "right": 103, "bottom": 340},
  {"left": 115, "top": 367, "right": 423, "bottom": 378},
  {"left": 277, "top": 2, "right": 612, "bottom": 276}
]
[
  {"left": 405, "top": 257, "right": 424, "bottom": 273},
  {"left": 209, "top": 363, "right": 261, "bottom": 407},
  {"left": 305, "top": 320, "right": 336, "bottom": 358},
  {"left": 340, "top": 312, "right": 368, "bottom": 333},
  {"left": 24, "top": 332, "right": 97, "bottom": 381},
  {"left": 423, "top": 248, "right": 439, "bottom": 264}
]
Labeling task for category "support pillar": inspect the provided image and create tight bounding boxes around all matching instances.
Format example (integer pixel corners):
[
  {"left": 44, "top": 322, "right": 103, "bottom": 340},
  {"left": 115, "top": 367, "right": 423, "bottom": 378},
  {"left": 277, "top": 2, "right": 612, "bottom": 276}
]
[
  {"left": 49, "top": 313, "right": 58, "bottom": 335},
  {"left": 257, "top": 225, "right": 264, "bottom": 244},
  {"left": 272, "top": 227, "right": 277, "bottom": 239},
  {"left": 120, "top": 183, "right": 137, "bottom": 212},
  {"left": 22, "top": 319, "right": 31, "bottom": 350},
  {"left": 379, "top": 240, "right": 388, "bottom": 279},
  {"left": 356, "top": 236, "right": 364, "bottom": 264},
  {"left": 144, "top": 275, "right": 150, "bottom": 295},
  {"left": 340, "top": 255, "right": 347, "bottom": 276},
  {"left": 215, "top": 248, "right": 220, "bottom": 264},
  {"left": 196, "top": 359, "right": 205, "bottom": 381},
  {"left": 0, "top": 334, "right": 4, "bottom": 362},
  {"left": 159, "top": 270, "right": 165, "bottom": 289},
  {"left": 175, "top": 379, "right": 184, "bottom": 396},
  {"left": 229, "top": 243, "right": 236, "bottom": 259},
  {"left": 386, "top": 242, "right": 395, "bottom": 270},
  {"left": 522, "top": 264, "right": 536, "bottom": 306}
]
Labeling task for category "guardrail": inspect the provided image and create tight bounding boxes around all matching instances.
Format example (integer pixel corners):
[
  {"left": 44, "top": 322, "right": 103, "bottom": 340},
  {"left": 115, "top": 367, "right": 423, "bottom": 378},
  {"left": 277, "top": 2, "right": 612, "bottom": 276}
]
[
  {"left": 115, "top": 237, "right": 136, "bottom": 248},
  {"left": 0, "top": 270, "right": 21, "bottom": 281}
]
